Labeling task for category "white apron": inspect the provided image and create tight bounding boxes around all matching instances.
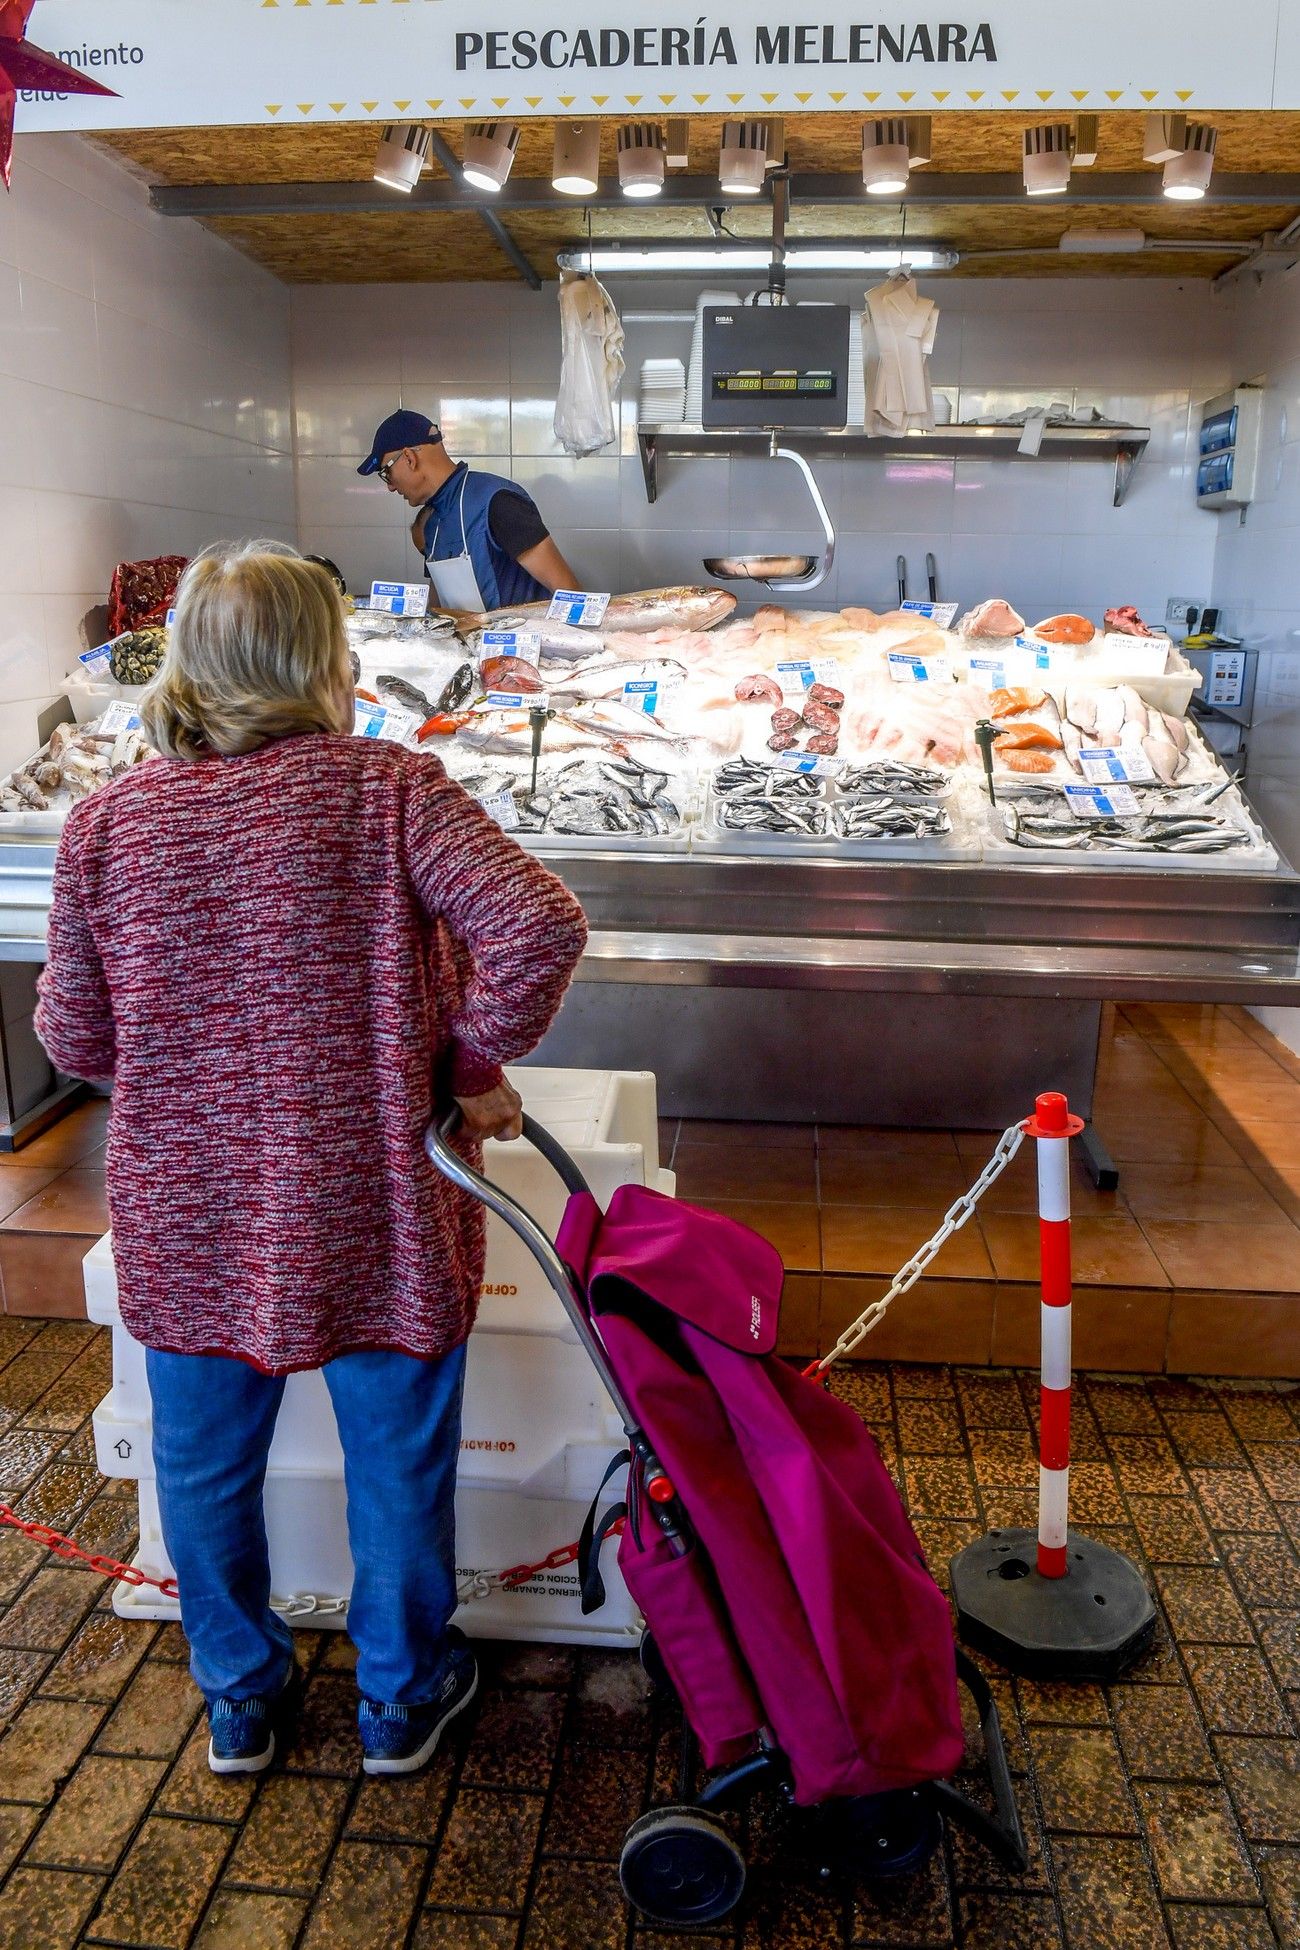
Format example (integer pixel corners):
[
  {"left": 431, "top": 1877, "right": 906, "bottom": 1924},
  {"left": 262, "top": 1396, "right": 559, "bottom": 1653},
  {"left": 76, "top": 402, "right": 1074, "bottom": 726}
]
[{"left": 425, "top": 475, "right": 486, "bottom": 612}]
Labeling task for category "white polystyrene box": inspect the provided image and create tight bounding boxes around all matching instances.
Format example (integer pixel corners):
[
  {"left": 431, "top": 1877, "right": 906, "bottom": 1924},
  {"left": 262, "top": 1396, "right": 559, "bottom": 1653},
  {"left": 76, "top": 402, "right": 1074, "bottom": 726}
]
[{"left": 86, "top": 1066, "right": 668, "bottom": 1648}]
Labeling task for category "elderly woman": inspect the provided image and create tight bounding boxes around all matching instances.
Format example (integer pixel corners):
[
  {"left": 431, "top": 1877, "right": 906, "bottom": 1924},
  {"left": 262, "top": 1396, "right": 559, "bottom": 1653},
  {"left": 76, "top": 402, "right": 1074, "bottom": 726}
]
[{"left": 35, "top": 542, "right": 587, "bottom": 1779}]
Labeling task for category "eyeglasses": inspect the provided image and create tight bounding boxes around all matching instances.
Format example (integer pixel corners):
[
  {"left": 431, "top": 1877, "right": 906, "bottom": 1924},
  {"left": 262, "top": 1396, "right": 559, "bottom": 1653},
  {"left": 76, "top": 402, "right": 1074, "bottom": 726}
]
[{"left": 377, "top": 450, "right": 408, "bottom": 485}]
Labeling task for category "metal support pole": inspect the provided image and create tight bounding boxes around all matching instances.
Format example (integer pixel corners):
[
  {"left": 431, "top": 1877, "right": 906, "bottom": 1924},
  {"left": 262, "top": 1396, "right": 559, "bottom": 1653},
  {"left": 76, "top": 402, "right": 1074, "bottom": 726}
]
[{"left": 424, "top": 130, "right": 543, "bottom": 291}]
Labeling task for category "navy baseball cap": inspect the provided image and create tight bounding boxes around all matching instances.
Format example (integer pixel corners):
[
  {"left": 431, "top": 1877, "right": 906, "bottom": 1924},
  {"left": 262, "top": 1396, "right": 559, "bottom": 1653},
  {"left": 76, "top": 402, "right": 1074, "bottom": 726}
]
[{"left": 357, "top": 409, "right": 442, "bottom": 475}]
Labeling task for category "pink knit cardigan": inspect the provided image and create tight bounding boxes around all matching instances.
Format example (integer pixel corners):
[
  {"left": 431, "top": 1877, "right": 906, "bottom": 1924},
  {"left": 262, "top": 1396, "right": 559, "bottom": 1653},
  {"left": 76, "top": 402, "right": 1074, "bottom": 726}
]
[{"left": 35, "top": 734, "right": 588, "bottom": 1372}]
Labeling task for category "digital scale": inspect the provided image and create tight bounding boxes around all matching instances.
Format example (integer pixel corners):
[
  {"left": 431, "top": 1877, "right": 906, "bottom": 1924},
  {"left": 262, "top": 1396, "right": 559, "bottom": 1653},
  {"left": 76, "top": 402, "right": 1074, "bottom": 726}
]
[{"left": 701, "top": 304, "right": 851, "bottom": 430}]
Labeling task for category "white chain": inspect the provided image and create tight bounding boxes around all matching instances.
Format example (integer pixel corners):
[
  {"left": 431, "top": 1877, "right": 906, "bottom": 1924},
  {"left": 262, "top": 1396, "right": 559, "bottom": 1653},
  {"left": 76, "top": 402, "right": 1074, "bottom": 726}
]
[
  {"left": 808, "top": 1123, "right": 1026, "bottom": 1375},
  {"left": 271, "top": 1592, "right": 350, "bottom": 1621}
]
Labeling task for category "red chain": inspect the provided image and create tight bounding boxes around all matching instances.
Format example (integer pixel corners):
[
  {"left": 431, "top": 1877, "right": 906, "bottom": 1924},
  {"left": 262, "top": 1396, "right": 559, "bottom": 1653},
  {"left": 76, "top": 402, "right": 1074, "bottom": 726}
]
[
  {"left": 0, "top": 1502, "right": 179, "bottom": 1599},
  {"left": 0, "top": 1502, "right": 623, "bottom": 1603}
]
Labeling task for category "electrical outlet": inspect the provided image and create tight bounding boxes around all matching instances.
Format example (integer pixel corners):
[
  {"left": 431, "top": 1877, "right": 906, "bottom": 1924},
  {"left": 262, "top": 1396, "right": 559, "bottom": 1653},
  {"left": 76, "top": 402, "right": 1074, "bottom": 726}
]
[{"left": 1166, "top": 596, "right": 1201, "bottom": 627}]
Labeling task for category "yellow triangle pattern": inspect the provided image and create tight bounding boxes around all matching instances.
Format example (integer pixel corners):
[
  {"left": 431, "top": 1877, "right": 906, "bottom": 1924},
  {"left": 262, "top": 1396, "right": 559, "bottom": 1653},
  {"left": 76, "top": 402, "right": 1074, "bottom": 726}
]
[
  {"left": 592, "top": 94, "right": 609, "bottom": 106},
  {"left": 297, "top": 103, "right": 314, "bottom": 114},
  {"left": 558, "top": 95, "right": 576, "bottom": 107},
  {"left": 932, "top": 90, "right": 949, "bottom": 102},
  {"left": 492, "top": 97, "right": 508, "bottom": 107},
  {"left": 261, "top": 1, "right": 277, "bottom": 8},
  {"left": 362, "top": 100, "right": 380, "bottom": 111},
  {"left": 761, "top": 92, "right": 779, "bottom": 103},
  {"left": 625, "top": 94, "right": 643, "bottom": 105},
  {"left": 458, "top": 97, "right": 476, "bottom": 108},
  {"left": 1175, "top": 90, "right": 1194, "bottom": 101},
  {"left": 829, "top": 91, "right": 846, "bottom": 103},
  {"left": 898, "top": 89, "right": 915, "bottom": 102},
  {"left": 1106, "top": 90, "right": 1124, "bottom": 101},
  {"left": 425, "top": 100, "right": 443, "bottom": 111},
  {"left": 864, "top": 91, "right": 881, "bottom": 102},
  {"left": 659, "top": 94, "right": 677, "bottom": 104},
  {"left": 1140, "top": 89, "right": 1157, "bottom": 101},
  {"left": 393, "top": 100, "right": 410, "bottom": 111},
  {"left": 1001, "top": 90, "right": 1019, "bottom": 102},
  {"left": 330, "top": 102, "right": 346, "bottom": 113},
  {"left": 1035, "top": 90, "right": 1053, "bottom": 101},
  {"left": 967, "top": 90, "right": 984, "bottom": 101},
  {"left": 525, "top": 97, "right": 542, "bottom": 108},
  {"left": 266, "top": 103, "right": 282, "bottom": 114},
  {"left": 1071, "top": 90, "right": 1088, "bottom": 102},
  {"left": 693, "top": 93, "right": 710, "bottom": 104},
  {"left": 727, "top": 93, "right": 744, "bottom": 104},
  {"left": 794, "top": 92, "right": 813, "bottom": 103}
]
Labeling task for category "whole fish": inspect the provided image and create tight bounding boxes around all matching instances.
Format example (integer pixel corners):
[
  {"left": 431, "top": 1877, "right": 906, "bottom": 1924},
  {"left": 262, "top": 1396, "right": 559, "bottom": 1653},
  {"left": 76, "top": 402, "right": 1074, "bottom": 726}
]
[
  {"left": 435, "top": 663, "right": 475, "bottom": 712},
  {"left": 549, "top": 657, "right": 687, "bottom": 702},
  {"left": 469, "top": 617, "right": 611, "bottom": 662},
  {"left": 470, "top": 585, "right": 736, "bottom": 638},
  {"left": 377, "top": 674, "right": 436, "bottom": 717}
]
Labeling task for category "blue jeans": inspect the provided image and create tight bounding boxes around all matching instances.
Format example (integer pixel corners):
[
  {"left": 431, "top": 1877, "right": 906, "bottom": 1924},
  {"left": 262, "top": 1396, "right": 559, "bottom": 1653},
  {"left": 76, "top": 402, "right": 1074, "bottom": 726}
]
[{"left": 146, "top": 1343, "right": 467, "bottom": 1710}]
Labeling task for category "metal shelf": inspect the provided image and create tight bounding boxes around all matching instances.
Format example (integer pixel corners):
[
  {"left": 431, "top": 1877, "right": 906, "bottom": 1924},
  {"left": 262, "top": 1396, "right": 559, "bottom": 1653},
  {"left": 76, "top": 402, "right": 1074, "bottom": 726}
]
[{"left": 635, "top": 421, "right": 1151, "bottom": 508}]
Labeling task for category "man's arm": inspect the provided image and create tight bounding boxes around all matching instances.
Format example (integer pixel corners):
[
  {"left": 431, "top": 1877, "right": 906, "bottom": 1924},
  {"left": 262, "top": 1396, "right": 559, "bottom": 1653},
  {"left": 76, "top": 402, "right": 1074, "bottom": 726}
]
[{"left": 516, "top": 534, "right": 580, "bottom": 594}]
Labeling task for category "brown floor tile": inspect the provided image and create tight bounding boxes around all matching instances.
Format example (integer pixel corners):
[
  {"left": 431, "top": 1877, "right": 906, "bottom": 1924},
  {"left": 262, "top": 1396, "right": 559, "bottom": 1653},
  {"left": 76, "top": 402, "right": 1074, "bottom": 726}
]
[
  {"left": 40, "top": 1610, "right": 153, "bottom": 1703},
  {"left": 992, "top": 1283, "right": 1171, "bottom": 1373},
  {"left": 957, "top": 1891, "right": 1064, "bottom": 1948},
  {"left": 194, "top": 1890, "right": 308, "bottom": 1950},
  {"left": 819, "top": 1146, "right": 968, "bottom": 1207},
  {"left": 92, "top": 1815, "right": 233, "bottom": 1949},
  {"left": 414, "top": 1917, "right": 521, "bottom": 1950},
  {"left": 299, "top": 1840, "right": 427, "bottom": 1950},
  {"left": 829, "top": 1126, "right": 962, "bottom": 1161},
  {"left": 1086, "top": 1380, "right": 1164, "bottom": 1433},
  {"left": 1029, "top": 1726, "right": 1137, "bottom": 1835},
  {"left": 0, "top": 1564, "right": 99, "bottom": 1652},
  {"left": 425, "top": 1789, "right": 543, "bottom": 1911},
  {"left": 0, "top": 1645, "right": 47, "bottom": 1726},
  {"left": 346, "top": 1753, "right": 456, "bottom": 1846},
  {"left": 225, "top": 1776, "right": 349, "bottom": 1893},
  {"left": 1137, "top": 1781, "right": 1256, "bottom": 1902},
  {"left": 1190, "top": 1468, "right": 1280, "bottom": 1534},
  {"left": 851, "top": 1846, "right": 954, "bottom": 1943},
  {"left": 1216, "top": 1386, "right": 1300, "bottom": 1441},
  {"left": 461, "top": 1686, "right": 565, "bottom": 1791},
  {"left": 543, "top": 1743, "right": 644, "bottom": 1861},
  {"left": 0, "top": 1805, "right": 39, "bottom": 1881},
  {"left": 981, "top": 1213, "right": 1169, "bottom": 1289},
  {"left": 777, "top": 1274, "right": 819, "bottom": 1359},
  {"left": 957, "top": 1371, "right": 1031, "bottom": 1430},
  {"left": 1148, "top": 1220, "right": 1300, "bottom": 1295},
  {"left": 1111, "top": 1684, "right": 1216, "bottom": 1781},
  {"left": 1214, "top": 1735, "right": 1300, "bottom": 1844},
  {"left": 1250, "top": 1445, "right": 1300, "bottom": 1503},
  {"left": 1153, "top": 1566, "right": 1254, "bottom": 1646},
  {"left": 822, "top": 1203, "right": 992, "bottom": 1278},
  {"left": 0, "top": 1697, "right": 103, "bottom": 1803},
  {"left": 0, "top": 1233, "right": 94, "bottom": 1320},
  {"left": 894, "top": 1397, "right": 965, "bottom": 1456},
  {"left": 965, "top": 1150, "right": 1125, "bottom": 1221},
  {"left": 1120, "top": 1164, "right": 1293, "bottom": 1226},
  {"left": 521, "top": 1857, "right": 625, "bottom": 1950},
  {"left": 491, "top": 1642, "right": 576, "bottom": 1689},
  {"left": 1258, "top": 1611, "right": 1300, "bottom": 1692},
  {"left": 700, "top": 1198, "right": 820, "bottom": 1272},
  {"left": 1166, "top": 1904, "right": 1276, "bottom": 1948},
  {"left": 0, "top": 1169, "right": 109, "bottom": 1237},
  {"left": 0, "top": 1168, "right": 64, "bottom": 1222},
  {"left": 1050, "top": 1834, "right": 1169, "bottom": 1949},
  {"left": 821, "top": 1277, "right": 995, "bottom": 1367},
  {"left": 570, "top": 1650, "right": 655, "bottom": 1752},
  {"left": 95, "top": 1656, "right": 202, "bottom": 1760},
  {"left": 1184, "top": 1645, "right": 1294, "bottom": 1737},
  {"left": 1093, "top": 1112, "right": 1245, "bottom": 1169},
  {"left": 4, "top": 1103, "right": 108, "bottom": 1170},
  {"left": 967, "top": 1424, "right": 1039, "bottom": 1490},
  {"left": 156, "top": 1720, "right": 260, "bottom": 1822},
  {"left": 281, "top": 1672, "right": 364, "bottom": 1776},
  {"left": 675, "top": 1119, "right": 815, "bottom": 1150},
  {"left": 25, "top": 1753, "right": 165, "bottom": 1873},
  {"left": 903, "top": 1457, "right": 980, "bottom": 1519},
  {"left": 1016, "top": 1680, "right": 1110, "bottom": 1731},
  {"left": 0, "top": 1866, "right": 104, "bottom": 1950},
  {"left": 1126, "top": 1496, "right": 1220, "bottom": 1567},
  {"left": 671, "top": 1142, "right": 818, "bottom": 1203},
  {"left": 1220, "top": 1532, "right": 1300, "bottom": 1609},
  {"left": 1256, "top": 1845, "right": 1300, "bottom": 1942},
  {"left": 1107, "top": 1433, "right": 1189, "bottom": 1497},
  {"left": 1159, "top": 1413, "right": 1244, "bottom": 1473}
]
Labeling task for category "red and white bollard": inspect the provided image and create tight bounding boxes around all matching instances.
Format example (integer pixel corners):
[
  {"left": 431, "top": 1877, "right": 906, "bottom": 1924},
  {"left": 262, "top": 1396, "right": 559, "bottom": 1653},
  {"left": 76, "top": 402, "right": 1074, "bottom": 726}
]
[
  {"left": 949, "top": 1088, "right": 1158, "bottom": 1681},
  {"left": 1027, "top": 1091, "right": 1083, "bottom": 1580}
]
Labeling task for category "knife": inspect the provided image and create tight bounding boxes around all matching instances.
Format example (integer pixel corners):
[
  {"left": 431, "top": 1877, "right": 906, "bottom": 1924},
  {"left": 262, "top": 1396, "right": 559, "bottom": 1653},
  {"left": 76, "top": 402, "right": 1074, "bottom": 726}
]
[
  {"left": 926, "top": 552, "right": 938, "bottom": 602},
  {"left": 896, "top": 555, "right": 907, "bottom": 606}
]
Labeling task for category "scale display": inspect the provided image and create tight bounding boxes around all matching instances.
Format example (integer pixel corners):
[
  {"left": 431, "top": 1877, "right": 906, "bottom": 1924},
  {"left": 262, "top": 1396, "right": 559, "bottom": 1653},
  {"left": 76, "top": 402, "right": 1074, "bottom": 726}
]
[
  {"left": 702, "top": 305, "right": 850, "bottom": 429},
  {"left": 713, "top": 371, "right": 838, "bottom": 398}
]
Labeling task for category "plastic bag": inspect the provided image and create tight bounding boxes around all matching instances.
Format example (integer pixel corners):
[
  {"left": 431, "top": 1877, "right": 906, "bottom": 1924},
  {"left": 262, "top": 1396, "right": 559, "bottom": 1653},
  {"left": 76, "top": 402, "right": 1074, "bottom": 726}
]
[
  {"left": 554, "top": 270, "right": 625, "bottom": 458},
  {"left": 107, "top": 556, "right": 188, "bottom": 636}
]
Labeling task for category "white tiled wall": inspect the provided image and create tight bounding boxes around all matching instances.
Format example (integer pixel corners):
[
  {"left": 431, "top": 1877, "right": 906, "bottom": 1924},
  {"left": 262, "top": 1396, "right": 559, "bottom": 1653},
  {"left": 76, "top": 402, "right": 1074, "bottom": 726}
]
[
  {"left": 0, "top": 135, "right": 295, "bottom": 778},
  {"left": 1208, "top": 262, "right": 1300, "bottom": 1055},
  {"left": 291, "top": 274, "right": 1228, "bottom": 626}
]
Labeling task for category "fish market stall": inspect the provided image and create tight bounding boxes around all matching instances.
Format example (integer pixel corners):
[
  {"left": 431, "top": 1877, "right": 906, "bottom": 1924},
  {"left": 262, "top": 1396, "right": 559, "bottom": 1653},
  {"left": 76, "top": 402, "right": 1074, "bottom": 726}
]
[{"left": 3, "top": 583, "right": 1297, "bottom": 1128}]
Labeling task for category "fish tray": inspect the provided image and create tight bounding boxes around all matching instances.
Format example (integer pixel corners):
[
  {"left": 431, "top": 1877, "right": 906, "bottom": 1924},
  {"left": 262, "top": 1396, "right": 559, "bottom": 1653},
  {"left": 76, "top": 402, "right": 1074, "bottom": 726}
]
[
  {"left": 520, "top": 827, "right": 692, "bottom": 858},
  {"left": 977, "top": 784, "right": 1280, "bottom": 875},
  {"left": 693, "top": 785, "right": 981, "bottom": 861}
]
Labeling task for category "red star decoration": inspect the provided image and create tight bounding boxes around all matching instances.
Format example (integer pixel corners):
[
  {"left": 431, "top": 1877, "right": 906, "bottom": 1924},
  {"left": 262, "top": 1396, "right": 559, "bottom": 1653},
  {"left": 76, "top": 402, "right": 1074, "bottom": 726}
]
[{"left": 1, "top": 1, "right": 117, "bottom": 189}]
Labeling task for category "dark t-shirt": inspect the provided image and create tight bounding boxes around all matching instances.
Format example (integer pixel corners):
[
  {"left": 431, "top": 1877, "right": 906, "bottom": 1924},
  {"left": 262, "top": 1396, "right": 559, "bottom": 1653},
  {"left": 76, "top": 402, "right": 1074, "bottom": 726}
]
[{"left": 488, "top": 490, "right": 549, "bottom": 561}]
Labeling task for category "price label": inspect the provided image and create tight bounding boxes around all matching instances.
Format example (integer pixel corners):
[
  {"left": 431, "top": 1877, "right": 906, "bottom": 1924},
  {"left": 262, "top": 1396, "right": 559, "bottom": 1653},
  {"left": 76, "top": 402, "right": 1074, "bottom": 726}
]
[
  {"left": 164, "top": 608, "right": 176, "bottom": 627},
  {"left": 1065, "top": 783, "right": 1141, "bottom": 820},
  {"left": 1100, "top": 633, "right": 1171, "bottom": 673},
  {"left": 1077, "top": 746, "right": 1156, "bottom": 785},
  {"left": 547, "top": 589, "right": 610, "bottom": 627},
  {"left": 773, "top": 750, "right": 841, "bottom": 778},
  {"left": 968, "top": 654, "right": 1009, "bottom": 689},
  {"left": 369, "top": 580, "right": 431, "bottom": 617},
  {"left": 623, "top": 679, "right": 664, "bottom": 715},
  {"left": 97, "top": 700, "right": 143, "bottom": 734},
  {"left": 481, "top": 630, "right": 542, "bottom": 661},
  {"left": 888, "top": 653, "right": 952, "bottom": 683},
  {"left": 900, "top": 599, "right": 959, "bottom": 628},
  {"left": 353, "top": 700, "right": 419, "bottom": 742},
  {"left": 78, "top": 643, "right": 113, "bottom": 677},
  {"left": 775, "top": 657, "right": 840, "bottom": 697},
  {"left": 478, "top": 788, "right": 520, "bottom": 831},
  {"left": 475, "top": 690, "right": 550, "bottom": 713}
]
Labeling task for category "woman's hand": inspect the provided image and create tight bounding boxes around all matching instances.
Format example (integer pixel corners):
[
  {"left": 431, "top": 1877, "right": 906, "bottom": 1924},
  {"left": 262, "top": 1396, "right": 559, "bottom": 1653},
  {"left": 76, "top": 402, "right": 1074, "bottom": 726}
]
[{"left": 454, "top": 1079, "right": 524, "bottom": 1142}]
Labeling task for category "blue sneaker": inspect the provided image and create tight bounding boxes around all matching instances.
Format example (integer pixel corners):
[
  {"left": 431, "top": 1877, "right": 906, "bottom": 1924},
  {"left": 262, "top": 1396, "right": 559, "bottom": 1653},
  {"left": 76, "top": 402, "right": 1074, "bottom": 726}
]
[
  {"left": 207, "top": 1665, "right": 300, "bottom": 1776},
  {"left": 360, "top": 1640, "right": 479, "bottom": 1776}
]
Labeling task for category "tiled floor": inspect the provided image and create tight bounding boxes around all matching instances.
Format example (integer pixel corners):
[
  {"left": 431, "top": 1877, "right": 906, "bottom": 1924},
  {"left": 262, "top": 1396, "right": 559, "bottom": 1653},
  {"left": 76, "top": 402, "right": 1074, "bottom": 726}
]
[{"left": 2, "top": 1326, "right": 1300, "bottom": 1946}]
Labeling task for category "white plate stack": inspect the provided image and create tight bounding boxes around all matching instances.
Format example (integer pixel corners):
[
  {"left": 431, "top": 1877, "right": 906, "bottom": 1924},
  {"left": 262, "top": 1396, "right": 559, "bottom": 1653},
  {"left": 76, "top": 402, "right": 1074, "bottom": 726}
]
[
  {"left": 638, "top": 357, "right": 687, "bottom": 426},
  {"left": 685, "top": 291, "right": 742, "bottom": 423}
]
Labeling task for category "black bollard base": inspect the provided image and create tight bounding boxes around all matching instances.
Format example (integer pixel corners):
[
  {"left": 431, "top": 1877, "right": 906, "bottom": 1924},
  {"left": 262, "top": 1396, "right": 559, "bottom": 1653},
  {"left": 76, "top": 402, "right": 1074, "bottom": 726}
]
[{"left": 950, "top": 1528, "right": 1157, "bottom": 1683}]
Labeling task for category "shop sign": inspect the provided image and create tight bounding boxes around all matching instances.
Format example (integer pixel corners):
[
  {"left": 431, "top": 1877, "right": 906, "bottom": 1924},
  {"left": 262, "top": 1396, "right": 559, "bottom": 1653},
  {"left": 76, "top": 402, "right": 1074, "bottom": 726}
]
[{"left": 16, "top": 1, "right": 1297, "bottom": 131}]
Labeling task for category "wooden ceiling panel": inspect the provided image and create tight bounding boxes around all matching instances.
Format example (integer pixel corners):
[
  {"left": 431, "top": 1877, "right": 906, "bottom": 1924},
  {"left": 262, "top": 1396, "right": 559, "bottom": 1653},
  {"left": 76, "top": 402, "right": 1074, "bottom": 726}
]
[{"left": 91, "top": 109, "right": 1300, "bottom": 283}]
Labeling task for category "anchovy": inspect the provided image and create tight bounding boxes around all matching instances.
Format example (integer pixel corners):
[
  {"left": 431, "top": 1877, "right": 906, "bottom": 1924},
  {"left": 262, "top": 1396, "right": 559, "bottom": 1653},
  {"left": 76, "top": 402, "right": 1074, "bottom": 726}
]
[
  {"left": 717, "top": 798, "right": 828, "bottom": 836},
  {"left": 712, "top": 758, "right": 822, "bottom": 803},
  {"left": 839, "top": 761, "right": 949, "bottom": 799}
]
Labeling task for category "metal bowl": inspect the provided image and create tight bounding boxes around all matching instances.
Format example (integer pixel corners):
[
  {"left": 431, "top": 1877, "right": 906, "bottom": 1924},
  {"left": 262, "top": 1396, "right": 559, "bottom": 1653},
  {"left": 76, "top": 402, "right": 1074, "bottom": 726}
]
[{"left": 703, "top": 554, "right": 819, "bottom": 583}]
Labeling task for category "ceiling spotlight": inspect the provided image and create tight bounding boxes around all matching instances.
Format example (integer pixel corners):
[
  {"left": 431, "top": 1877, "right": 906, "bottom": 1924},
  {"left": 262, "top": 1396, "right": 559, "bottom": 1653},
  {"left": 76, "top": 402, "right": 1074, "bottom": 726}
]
[
  {"left": 1143, "top": 112, "right": 1186, "bottom": 164},
  {"left": 862, "top": 119, "right": 911, "bottom": 195},
  {"left": 373, "top": 123, "right": 430, "bottom": 194},
  {"left": 617, "top": 122, "right": 666, "bottom": 198},
  {"left": 552, "top": 120, "right": 599, "bottom": 197},
  {"left": 1023, "top": 123, "right": 1073, "bottom": 196},
  {"left": 1163, "top": 121, "right": 1217, "bottom": 200},
  {"left": 719, "top": 119, "right": 769, "bottom": 196},
  {"left": 462, "top": 121, "right": 520, "bottom": 193},
  {"left": 907, "top": 116, "right": 933, "bottom": 168}
]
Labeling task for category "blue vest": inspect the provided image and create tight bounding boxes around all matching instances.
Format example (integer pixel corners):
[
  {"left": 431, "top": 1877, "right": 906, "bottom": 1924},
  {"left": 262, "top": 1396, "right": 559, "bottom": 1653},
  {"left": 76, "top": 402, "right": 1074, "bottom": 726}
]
[{"left": 422, "top": 464, "right": 550, "bottom": 610}]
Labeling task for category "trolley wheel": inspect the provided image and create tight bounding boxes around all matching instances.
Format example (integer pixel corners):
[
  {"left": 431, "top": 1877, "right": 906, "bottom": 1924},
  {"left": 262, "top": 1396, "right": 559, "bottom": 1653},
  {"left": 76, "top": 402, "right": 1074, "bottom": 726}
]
[
  {"left": 619, "top": 1806, "right": 747, "bottom": 1927},
  {"left": 824, "top": 1788, "right": 943, "bottom": 1882},
  {"left": 638, "top": 1629, "right": 672, "bottom": 1695}
]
